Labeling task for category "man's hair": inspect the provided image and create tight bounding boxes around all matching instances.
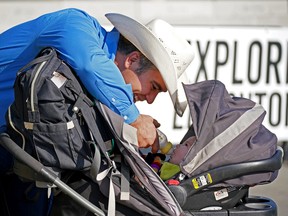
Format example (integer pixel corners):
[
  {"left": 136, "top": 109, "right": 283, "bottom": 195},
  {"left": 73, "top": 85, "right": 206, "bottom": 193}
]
[{"left": 117, "top": 34, "right": 156, "bottom": 74}]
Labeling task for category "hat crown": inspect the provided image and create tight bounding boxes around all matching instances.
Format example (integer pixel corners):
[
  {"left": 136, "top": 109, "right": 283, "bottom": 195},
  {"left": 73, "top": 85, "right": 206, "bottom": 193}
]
[{"left": 145, "top": 19, "right": 194, "bottom": 78}]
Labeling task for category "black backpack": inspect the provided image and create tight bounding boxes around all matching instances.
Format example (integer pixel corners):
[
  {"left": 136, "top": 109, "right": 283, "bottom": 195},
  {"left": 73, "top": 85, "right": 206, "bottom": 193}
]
[
  {"left": 4, "top": 48, "right": 182, "bottom": 216},
  {"left": 5, "top": 48, "right": 109, "bottom": 172}
]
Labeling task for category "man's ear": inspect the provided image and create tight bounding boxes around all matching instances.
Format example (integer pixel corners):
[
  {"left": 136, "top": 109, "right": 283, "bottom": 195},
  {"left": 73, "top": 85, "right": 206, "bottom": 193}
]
[
  {"left": 121, "top": 69, "right": 142, "bottom": 92},
  {"left": 125, "top": 51, "right": 141, "bottom": 68}
]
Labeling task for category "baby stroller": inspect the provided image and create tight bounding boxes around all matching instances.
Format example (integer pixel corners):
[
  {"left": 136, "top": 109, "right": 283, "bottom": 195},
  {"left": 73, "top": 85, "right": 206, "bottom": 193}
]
[{"left": 0, "top": 49, "right": 283, "bottom": 216}]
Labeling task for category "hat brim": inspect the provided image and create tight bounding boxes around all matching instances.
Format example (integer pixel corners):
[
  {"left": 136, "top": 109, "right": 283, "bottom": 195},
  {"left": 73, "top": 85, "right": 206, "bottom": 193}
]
[{"left": 105, "top": 13, "right": 188, "bottom": 116}]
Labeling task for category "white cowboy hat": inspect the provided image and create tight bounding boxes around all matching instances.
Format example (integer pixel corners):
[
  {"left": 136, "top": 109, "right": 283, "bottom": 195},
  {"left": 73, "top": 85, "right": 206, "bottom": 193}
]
[{"left": 105, "top": 13, "right": 194, "bottom": 116}]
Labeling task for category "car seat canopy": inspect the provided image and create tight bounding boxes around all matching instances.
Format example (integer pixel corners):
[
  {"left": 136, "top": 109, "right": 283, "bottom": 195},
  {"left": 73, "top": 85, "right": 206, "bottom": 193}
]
[{"left": 180, "top": 80, "right": 278, "bottom": 186}]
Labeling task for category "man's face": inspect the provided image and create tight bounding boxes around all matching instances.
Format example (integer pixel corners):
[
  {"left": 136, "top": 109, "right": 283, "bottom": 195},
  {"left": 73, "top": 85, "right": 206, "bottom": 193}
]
[
  {"left": 116, "top": 50, "right": 167, "bottom": 104},
  {"left": 122, "top": 68, "right": 167, "bottom": 104},
  {"left": 134, "top": 68, "right": 167, "bottom": 103}
]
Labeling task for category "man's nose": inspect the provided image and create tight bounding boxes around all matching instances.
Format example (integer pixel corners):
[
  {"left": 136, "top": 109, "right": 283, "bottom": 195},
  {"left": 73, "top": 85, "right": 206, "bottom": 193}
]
[{"left": 146, "top": 92, "right": 159, "bottom": 104}]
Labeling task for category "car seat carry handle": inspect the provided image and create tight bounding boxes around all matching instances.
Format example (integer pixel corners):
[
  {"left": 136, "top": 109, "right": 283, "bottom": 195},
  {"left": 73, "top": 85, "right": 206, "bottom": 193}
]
[
  {"left": 0, "top": 133, "right": 105, "bottom": 216},
  {"left": 170, "top": 147, "right": 283, "bottom": 207},
  {"left": 187, "top": 147, "right": 283, "bottom": 195}
]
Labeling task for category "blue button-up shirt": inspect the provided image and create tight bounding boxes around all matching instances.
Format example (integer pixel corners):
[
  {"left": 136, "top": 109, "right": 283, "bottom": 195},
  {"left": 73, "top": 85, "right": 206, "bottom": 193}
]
[{"left": 0, "top": 8, "right": 139, "bottom": 127}]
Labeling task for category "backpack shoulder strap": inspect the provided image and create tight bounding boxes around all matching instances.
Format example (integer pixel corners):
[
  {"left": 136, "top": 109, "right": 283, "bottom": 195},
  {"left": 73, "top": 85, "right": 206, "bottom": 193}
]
[{"left": 17, "top": 48, "right": 56, "bottom": 76}]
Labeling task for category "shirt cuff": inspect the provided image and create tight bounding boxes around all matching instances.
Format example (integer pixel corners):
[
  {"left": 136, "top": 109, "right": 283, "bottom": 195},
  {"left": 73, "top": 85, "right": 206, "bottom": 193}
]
[{"left": 121, "top": 103, "right": 140, "bottom": 124}]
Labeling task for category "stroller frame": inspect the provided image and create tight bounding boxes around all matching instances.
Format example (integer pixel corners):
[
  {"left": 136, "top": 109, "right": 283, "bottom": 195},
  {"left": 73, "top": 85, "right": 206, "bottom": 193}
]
[{"left": 0, "top": 132, "right": 283, "bottom": 216}]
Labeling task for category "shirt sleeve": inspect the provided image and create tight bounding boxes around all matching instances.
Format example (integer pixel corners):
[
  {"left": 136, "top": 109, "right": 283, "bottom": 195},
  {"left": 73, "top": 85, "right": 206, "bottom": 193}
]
[{"left": 36, "top": 9, "right": 139, "bottom": 124}]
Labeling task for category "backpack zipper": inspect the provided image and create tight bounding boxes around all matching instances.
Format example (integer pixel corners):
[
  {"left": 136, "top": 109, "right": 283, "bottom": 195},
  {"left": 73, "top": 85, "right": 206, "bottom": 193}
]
[
  {"left": 30, "top": 61, "right": 47, "bottom": 112},
  {"left": 7, "top": 105, "right": 26, "bottom": 149}
]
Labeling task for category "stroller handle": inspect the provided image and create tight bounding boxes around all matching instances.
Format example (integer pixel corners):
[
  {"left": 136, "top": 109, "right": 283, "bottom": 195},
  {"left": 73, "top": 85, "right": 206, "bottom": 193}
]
[
  {"left": 0, "top": 133, "right": 44, "bottom": 173},
  {"left": 0, "top": 133, "right": 105, "bottom": 216}
]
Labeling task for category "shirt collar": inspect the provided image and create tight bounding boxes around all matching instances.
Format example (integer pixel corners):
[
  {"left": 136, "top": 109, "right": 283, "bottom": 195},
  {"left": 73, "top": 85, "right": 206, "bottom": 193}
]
[{"left": 105, "top": 28, "right": 120, "bottom": 61}]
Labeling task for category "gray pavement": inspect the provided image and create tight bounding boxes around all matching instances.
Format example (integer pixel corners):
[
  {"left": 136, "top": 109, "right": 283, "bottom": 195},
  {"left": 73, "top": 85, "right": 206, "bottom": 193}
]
[{"left": 250, "top": 162, "right": 288, "bottom": 216}]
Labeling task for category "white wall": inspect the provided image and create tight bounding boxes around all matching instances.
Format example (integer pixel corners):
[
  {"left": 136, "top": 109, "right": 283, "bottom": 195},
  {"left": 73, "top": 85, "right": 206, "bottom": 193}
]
[
  {"left": 0, "top": 0, "right": 287, "bottom": 32},
  {"left": 1, "top": 0, "right": 288, "bottom": 142}
]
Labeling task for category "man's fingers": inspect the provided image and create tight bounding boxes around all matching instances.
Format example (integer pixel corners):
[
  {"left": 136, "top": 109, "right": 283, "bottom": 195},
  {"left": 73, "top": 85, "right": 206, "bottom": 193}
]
[
  {"left": 151, "top": 139, "right": 160, "bottom": 153},
  {"left": 130, "top": 114, "right": 161, "bottom": 152}
]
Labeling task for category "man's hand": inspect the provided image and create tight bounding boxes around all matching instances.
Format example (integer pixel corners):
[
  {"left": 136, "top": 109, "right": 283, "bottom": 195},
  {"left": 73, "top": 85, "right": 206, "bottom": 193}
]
[{"left": 130, "top": 114, "right": 160, "bottom": 153}]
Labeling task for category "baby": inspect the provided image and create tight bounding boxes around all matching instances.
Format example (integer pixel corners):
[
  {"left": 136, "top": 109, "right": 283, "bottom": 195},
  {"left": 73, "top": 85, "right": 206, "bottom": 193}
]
[
  {"left": 169, "top": 136, "right": 196, "bottom": 165},
  {"left": 145, "top": 136, "right": 196, "bottom": 181}
]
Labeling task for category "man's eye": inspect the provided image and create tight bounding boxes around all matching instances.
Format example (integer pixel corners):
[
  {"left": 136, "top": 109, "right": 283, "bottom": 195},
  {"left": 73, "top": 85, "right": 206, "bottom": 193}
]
[{"left": 152, "top": 82, "right": 160, "bottom": 91}]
